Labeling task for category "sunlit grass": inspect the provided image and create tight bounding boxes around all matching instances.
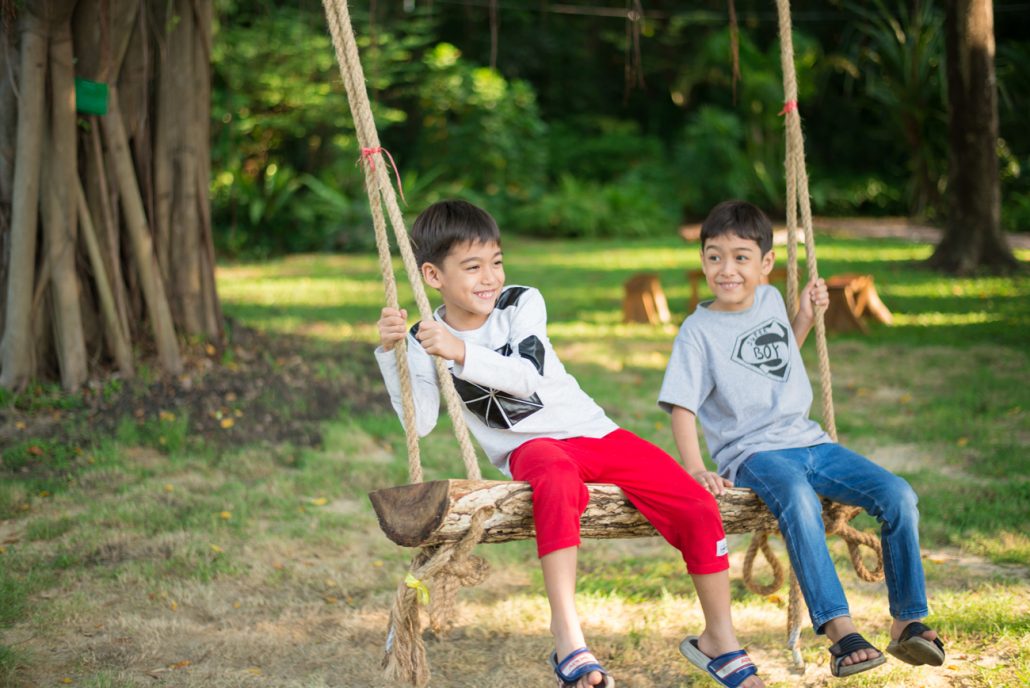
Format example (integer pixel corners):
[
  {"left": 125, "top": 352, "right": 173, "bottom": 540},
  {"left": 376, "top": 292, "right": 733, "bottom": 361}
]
[
  {"left": 218, "top": 234, "right": 1028, "bottom": 345},
  {"left": 892, "top": 312, "right": 1007, "bottom": 327},
  {"left": 4, "top": 233, "right": 1029, "bottom": 686}
]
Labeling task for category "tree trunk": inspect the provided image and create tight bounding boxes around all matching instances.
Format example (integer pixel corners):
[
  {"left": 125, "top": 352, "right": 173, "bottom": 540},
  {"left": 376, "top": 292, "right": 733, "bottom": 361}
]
[
  {"left": 77, "top": 180, "right": 133, "bottom": 376},
  {"left": 155, "top": 0, "right": 202, "bottom": 334},
  {"left": 43, "top": 20, "right": 88, "bottom": 390},
  {"left": 930, "top": 0, "right": 1018, "bottom": 274},
  {"left": 369, "top": 480, "right": 781, "bottom": 548},
  {"left": 0, "top": 16, "right": 47, "bottom": 389},
  {"left": 101, "top": 92, "right": 183, "bottom": 375},
  {"left": 0, "top": 0, "right": 221, "bottom": 389},
  {"left": 0, "top": 28, "right": 17, "bottom": 341}
]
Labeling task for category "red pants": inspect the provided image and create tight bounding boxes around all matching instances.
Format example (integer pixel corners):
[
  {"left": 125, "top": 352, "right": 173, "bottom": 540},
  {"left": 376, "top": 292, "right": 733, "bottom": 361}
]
[{"left": 509, "top": 429, "right": 728, "bottom": 574}]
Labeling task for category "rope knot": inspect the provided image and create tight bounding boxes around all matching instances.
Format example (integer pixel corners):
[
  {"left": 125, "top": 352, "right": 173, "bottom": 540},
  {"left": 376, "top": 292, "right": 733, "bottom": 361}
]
[
  {"left": 359, "top": 145, "right": 407, "bottom": 205},
  {"left": 779, "top": 99, "right": 798, "bottom": 116}
]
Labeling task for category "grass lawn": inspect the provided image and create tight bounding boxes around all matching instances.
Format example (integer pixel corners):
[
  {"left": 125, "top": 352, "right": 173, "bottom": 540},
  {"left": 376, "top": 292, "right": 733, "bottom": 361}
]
[{"left": 1, "top": 232, "right": 1028, "bottom": 687}]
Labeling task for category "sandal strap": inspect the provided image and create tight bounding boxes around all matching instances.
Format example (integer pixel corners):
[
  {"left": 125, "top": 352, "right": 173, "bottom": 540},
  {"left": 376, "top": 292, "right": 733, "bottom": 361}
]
[
  {"left": 899, "top": 622, "right": 945, "bottom": 650},
  {"left": 552, "top": 647, "right": 607, "bottom": 684},
  {"left": 708, "top": 649, "right": 757, "bottom": 687},
  {"left": 830, "top": 632, "right": 879, "bottom": 659}
]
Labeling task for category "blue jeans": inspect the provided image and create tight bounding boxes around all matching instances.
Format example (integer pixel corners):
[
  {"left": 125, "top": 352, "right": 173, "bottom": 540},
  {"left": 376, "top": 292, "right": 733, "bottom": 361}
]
[{"left": 735, "top": 443, "right": 929, "bottom": 634}]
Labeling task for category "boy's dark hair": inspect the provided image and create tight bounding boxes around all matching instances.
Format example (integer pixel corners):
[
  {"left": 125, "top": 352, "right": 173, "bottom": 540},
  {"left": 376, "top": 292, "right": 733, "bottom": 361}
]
[
  {"left": 411, "top": 199, "right": 501, "bottom": 267},
  {"left": 700, "top": 200, "right": 773, "bottom": 255}
]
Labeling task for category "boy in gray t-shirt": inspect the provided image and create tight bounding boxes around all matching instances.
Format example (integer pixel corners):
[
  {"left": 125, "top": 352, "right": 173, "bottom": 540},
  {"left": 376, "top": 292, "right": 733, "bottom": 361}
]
[{"left": 659, "top": 201, "right": 944, "bottom": 679}]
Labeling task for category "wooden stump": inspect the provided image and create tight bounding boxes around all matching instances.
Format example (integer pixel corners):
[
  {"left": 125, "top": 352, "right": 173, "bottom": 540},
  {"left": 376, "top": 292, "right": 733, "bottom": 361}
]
[
  {"left": 368, "top": 480, "right": 781, "bottom": 548},
  {"left": 623, "top": 273, "right": 671, "bottom": 325},
  {"left": 825, "top": 274, "right": 893, "bottom": 333}
]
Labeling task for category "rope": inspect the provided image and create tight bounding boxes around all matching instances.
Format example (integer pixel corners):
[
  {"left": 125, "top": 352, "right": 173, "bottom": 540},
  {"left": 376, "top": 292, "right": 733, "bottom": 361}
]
[
  {"left": 381, "top": 507, "right": 493, "bottom": 687},
  {"left": 736, "top": 1, "right": 885, "bottom": 669},
  {"left": 775, "top": 0, "right": 835, "bottom": 441},
  {"left": 322, "top": 0, "right": 481, "bottom": 482}
]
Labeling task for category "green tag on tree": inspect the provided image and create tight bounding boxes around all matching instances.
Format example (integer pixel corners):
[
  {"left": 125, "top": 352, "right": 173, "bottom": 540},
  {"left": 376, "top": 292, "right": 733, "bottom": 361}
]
[{"left": 75, "top": 78, "right": 109, "bottom": 115}]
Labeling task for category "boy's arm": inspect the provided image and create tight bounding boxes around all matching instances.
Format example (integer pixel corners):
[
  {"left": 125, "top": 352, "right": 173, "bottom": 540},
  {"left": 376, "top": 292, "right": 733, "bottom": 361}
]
[
  {"left": 670, "top": 405, "right": 733, "bottom": 495},
  {"left": 375, "top": 308, "right": 440, "bottom": 436},
  {"left": 791, "top": 277, "right": 829, "bottom": 347}
]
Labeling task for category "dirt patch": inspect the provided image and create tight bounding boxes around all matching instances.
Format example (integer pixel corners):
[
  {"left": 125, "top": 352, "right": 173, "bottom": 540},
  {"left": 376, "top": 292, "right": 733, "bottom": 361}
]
[{"left": 0, "top": 322, "right": 390, "bottom": 461}]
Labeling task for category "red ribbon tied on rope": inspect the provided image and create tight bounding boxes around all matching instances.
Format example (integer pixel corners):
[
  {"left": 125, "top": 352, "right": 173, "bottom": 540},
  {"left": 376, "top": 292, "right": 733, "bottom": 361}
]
[
  {"left": 359, "top": 146, "right": 407, "bottom": 205},
  {"left": 778, "top": 100, "right": 798, "bottom": 116}
]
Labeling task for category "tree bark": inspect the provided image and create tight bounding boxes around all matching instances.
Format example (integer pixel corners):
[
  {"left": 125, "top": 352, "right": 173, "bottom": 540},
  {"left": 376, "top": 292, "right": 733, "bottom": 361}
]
[
  {"left": 0, "top": 17, "right": 47, "bottom": 389},
  {"left": 369, "top": 480, "right": 781, "bottom": 548},
  {"left": 42, "top": 20, "right": 88, "bottom": 390},
  {"left": 154, "top": 0, "right": 204, "bottom": 334},
  {"left": 77, "top": 180, "right": 133, "bottom": 376},
  {"left": 1, "top": 0, "right": 220, "bottom": 389},
  {"left": 0, "top": 30, "right": 17, "bottom": 341},
  {"left": 101, "top": 91, "right": 182, "bottom": 375},
  {"left": 930, "top": 0, "right": 1018, "bottom": 274}
]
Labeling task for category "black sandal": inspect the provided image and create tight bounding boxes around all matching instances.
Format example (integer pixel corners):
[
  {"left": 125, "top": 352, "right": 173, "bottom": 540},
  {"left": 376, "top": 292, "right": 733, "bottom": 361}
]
[
  {"left": 886, "top": 621, "right": 946, "bottom": 666},
  {"left": 829, "top": 632, "right": 886, "bottom": 678}
]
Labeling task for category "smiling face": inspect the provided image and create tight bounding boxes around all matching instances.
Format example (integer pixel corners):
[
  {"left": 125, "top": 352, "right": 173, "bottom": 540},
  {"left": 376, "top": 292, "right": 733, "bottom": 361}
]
[
  {"left": 700, "top": 232, "right": 775, "bottom": 312},
  {"left": 422, "top": 240, "right": 505, "bottom": 330}
]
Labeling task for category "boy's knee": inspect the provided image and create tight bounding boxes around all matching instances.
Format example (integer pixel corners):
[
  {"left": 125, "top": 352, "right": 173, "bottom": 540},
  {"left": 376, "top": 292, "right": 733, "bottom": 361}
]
[
  {"left": 779, "top": 485, "right": 823, "bottom": 522},
  {"left": 885, "top": 475, "right": 919, "bottom": 519}
]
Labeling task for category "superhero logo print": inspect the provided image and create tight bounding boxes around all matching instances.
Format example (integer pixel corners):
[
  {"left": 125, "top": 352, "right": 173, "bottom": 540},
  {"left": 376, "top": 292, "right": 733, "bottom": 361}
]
[
  {"left": 451, "top": 337, "right": 546, "bottom": 429},
  {"left": 731, "top": 318, "right": 791, "bottom": 381}
]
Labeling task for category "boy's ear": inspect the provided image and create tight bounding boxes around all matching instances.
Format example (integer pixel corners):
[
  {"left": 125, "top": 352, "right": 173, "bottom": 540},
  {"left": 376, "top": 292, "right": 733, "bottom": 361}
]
[
  {"left": 421, "top": 261, "right": 443, "bottom": 289},
  {"left": 761, "top": 249, "right": 776, "bottom": 275}
]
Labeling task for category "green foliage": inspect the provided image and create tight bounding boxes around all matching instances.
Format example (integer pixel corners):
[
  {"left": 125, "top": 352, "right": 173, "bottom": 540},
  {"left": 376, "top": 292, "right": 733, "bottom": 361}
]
[
  {"left": 210, "top": 5, "right": 434, "bottom": 255},
  {"left": 513, "top": 173, "right": 678, "bottom": 238},
  {"left": 808, "top": 172, "right": 904, "bottom": 215},
  {"left": 206, "top": 3, "right": 1026, "bottom": 253},
  {"left": 546, "top": 118, "right": 664, "bottom": 183},
  {"left": 664, "top": 28, "right": 828, "bottom": 217},
  {"left": 675, "top": 106, "right": 756, "bottom": 215},
  {"left": 998, "top": 42, "right": 1030, "bottom": 233},
  {"left": 410, "top": 43, "right": 548, "bottom": 224},
  {"left": 842, "top": 0, "right": 947, "bottom": 219}
]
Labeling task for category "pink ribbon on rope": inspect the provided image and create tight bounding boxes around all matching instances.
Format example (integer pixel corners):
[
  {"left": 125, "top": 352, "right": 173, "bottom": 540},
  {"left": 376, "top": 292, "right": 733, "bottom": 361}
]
[
  {"left": 779, "top": 100, "right": 798, "bottom": 116},
  {"left": 359, "top": 146, "right": 407, "bottom": 205}
]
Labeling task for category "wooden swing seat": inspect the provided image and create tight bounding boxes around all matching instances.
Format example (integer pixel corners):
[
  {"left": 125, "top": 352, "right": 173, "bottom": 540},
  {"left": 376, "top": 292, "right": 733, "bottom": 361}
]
[{"left": 369, "top": 480, "right": 795, "bottom": 548}]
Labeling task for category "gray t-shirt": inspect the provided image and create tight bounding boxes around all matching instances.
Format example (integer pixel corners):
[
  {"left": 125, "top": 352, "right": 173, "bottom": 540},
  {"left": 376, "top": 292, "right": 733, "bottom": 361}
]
[{"left": 658, "top": 285, "right": 829, "bottom": 481}]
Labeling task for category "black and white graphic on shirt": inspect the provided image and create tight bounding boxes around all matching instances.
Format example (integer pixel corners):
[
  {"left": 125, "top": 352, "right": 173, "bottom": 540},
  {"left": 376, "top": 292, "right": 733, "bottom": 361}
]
[
  {"left": 731, "top": 318, "right": 791, "bottom": 381},
  {"left": 452, "top": 336, "right": 546, "bottom": 428}
]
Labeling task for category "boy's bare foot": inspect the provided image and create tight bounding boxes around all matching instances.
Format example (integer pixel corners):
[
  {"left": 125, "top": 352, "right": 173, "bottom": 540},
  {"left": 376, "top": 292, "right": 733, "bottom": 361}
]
[
  {"left": 694, "top": 632, "right": 765, "bottom": 687},
  {"left": 823, "top": 616, "right": 882, "bottom": 668}
]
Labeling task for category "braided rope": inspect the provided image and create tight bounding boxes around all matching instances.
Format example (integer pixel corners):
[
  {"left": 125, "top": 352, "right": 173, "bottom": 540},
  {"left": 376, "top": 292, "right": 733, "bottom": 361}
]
[
  {"left": 381, "top": 507, "right": 493, "bottom": 687},
  {"left": 738, "top": 2, "right": 886, "bottom": 669},
  {"left": 322, "top": 0, "right": 481, "bottom": 481},
  {"left": 787, "top": 571, "right": 804, "bottom": 670}
]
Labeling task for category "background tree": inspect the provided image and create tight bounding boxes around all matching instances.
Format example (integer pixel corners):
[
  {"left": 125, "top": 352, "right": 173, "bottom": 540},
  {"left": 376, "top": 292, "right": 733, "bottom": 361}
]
[
  {"left": 0, "top": 0, "right": 222, "bottom": 392},
  {"left": 929, "top": 0, "right": 1019, "bottom": 273}
]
